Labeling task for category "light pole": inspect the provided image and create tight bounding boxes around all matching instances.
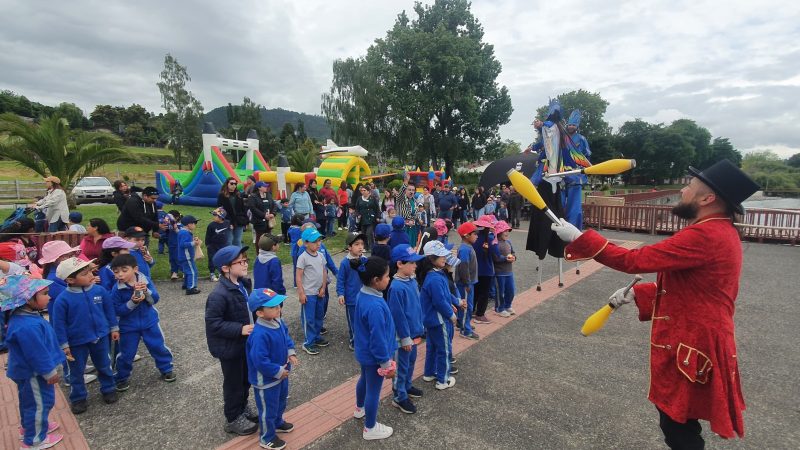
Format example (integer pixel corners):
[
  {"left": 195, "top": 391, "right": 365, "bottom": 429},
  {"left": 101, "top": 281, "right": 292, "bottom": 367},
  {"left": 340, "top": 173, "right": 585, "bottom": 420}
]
[{"left": 232, "top": 123, "right": 241, "bottom": 162}]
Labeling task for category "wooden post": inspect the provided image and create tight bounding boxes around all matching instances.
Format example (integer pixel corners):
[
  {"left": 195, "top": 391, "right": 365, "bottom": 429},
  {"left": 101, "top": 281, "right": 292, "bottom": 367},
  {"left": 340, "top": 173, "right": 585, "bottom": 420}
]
[{"left": 15, "top": 180, "right": 20, "bottom": 199}]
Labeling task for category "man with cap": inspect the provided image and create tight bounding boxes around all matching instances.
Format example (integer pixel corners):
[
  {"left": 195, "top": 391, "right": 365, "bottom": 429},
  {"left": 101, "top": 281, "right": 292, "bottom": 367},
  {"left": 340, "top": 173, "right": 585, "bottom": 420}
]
[
  {"left": 117, "top": 186, "right": 166, "bottom": 239},
  {"left": 246, "top": 288, "right": 296, "bottom": 449},
  {"left": 551, "top": 159, "right": 759, "bottom": 448}
]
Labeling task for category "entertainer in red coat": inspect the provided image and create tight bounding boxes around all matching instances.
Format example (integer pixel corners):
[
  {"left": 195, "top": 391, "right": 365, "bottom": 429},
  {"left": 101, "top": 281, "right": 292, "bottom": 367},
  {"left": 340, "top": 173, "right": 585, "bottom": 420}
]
[{"left": 551, "top": 159, "right": 759, "bottom": 449}]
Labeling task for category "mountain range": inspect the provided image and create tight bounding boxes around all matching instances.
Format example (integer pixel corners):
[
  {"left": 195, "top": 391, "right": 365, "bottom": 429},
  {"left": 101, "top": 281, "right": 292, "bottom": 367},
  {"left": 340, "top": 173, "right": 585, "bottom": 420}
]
[{"left": 204, "top": 106, "right": 330, "bottom": 140}]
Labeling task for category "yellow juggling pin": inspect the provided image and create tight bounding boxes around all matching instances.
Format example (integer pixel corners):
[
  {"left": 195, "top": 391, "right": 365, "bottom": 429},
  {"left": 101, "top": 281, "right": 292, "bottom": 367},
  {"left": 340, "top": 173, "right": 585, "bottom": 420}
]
[
  {"left": 580, "top": 275, "right": 643, "bottom": 336},
  {"left": 506, "top": 169, "right": 560, "bottom": 224},
  {"left": 544, "top": 159, "right": 636, "bottom": 178}
]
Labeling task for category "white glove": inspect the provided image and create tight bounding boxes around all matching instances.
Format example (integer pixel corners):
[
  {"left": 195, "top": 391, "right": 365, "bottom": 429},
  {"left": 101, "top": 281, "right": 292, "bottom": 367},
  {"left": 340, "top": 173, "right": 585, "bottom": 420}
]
[
  {"left": 609, "top": 286, "right": 635, "bottom": 309},
  {"left": 550, "top": 218, "right": 582, "bottom": 242}
]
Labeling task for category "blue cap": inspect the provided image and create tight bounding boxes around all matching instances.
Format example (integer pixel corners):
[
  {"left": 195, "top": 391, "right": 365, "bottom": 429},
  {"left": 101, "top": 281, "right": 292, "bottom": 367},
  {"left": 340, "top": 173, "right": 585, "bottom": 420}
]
[
  {"left": 68, "top": 211, "right": 82, "bottom": 223},
  {"left": 301, "top": 228, "right": 322, "bottom": 243},
  {"left": 254, "top": 181, "right": 267, "bottom": 189},
  {"left": 391, "top": 244, "right": 424, "bottom": 263},
  {"left": 391, "top": 216, "right": 405, "bottom": 229},
  {"left": 180, "top": 215, "right": 199, "bottom": 225},
  {"left": 375, "top": 223, "right": 391, "bottom": 239},
  {"left": 248, "top": 288, "right": 287, "bottom": 312},
  {"left": 212, "top": 245, "right": 249, "bottom": 269}
]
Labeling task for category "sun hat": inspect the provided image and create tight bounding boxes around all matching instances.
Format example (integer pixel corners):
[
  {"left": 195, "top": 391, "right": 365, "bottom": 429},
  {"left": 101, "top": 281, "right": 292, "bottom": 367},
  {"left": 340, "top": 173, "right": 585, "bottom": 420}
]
[
  {"left": 473, "top": 214, "right": 497, "bottom": 228},
  {"left": 38, "top": 240, "right": 81, "bottom": 265},
  {"left": 433, "top": 219, "right": 448, "bottom": 236},
  {"left": 102, "top": 236, "right": 136, "bottom": 250},
  {"left": 494, "top": 220, "right": 512, "bottom": 235},
  {"left": 56, "top": 257, "right": 95, "bottom": 280},
  {"left": 0, "top": 275, "right": 53, "bottom": 311},
  {"left": 423, "top": 240, "right": 453, "bottom": 257}
]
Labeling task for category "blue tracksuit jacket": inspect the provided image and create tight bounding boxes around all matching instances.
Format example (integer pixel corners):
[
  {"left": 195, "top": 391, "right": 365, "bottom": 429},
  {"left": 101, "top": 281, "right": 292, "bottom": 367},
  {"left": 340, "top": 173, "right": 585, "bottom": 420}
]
[
  {"left": 246, "top": 318, "right": 296, "bottom": 388},
  {"left": 254, "top": 251, "right": 285, "bottom": 294},
  {"left": 288, "top": 226, "right": 302, "bottom": 260},
  {"left": 473, "top": 232, "right": 500, "bottom": 277},
  {"left": 52, "top": 285, "right": 118, "bottom": 348},
  {"left": 177, "top": 228, "right": 196, "bottom": 262},
  {"left": 353, "top": 287, "right": 397, "bottom": 367},
  {"left": 387, "top": 275, "right": 424, "bottom": 347},
  {"left": 420, "top": 269, "right": 456, "bottom": 328},
  {"left": 130, "top": 248, "right": 155, "bottom": 279},
  {"left": 5, "top": 308, "right": 65, "bottom": 380},
  {"left": 99, "top": 264, "right": 115, "bottom": 291},
  {"left": 45, "top": 269, "right": 67, "bottom": 319},
  {"left": 388, "top": 229, "right": 410, "bottom": 248},
  {"left": 110, "top": 272, "right": 160, "bottom": 333},
  {"left": 336, "top": 255, "right": 365, "bottom": 306}
]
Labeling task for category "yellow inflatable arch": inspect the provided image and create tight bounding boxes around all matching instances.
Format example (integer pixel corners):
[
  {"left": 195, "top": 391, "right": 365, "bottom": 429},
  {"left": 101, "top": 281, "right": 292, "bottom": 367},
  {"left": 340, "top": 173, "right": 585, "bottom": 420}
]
[{"left": 316, "top": 156, "right": 372, "bottom": 189}]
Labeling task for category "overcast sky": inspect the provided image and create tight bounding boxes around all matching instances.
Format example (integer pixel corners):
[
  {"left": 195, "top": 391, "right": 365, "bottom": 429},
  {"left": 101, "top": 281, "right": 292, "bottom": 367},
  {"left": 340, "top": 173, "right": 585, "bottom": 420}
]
[{"left": 1, "top": 0, "right": 798, "bottom": 158}]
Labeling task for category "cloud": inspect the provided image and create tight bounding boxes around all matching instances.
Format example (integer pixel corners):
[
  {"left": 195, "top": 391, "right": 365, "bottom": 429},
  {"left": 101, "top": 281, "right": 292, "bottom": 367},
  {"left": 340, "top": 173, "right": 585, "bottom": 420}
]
[{"left": 0, "top": 0, "right": 798, "bottom": 159}]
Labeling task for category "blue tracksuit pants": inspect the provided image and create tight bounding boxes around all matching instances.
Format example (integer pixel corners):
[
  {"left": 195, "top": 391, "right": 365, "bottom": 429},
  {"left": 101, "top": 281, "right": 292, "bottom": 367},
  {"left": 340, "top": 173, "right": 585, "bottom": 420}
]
[
  {"left": 393, "top": 344, "right": 417, "bottom": 402},
  {"left": 355, "top": 364, "right": 384, "bottom": 429},
  {"left": 15, "top": 376, "right": 55, "bottom": 446},
  {"left": 496, "top": 274, "right": 516, "bottom": 311},
  {"left": 68, "top": 336, "right": 116, "bottom": 403},
  {"left": 300, "top": 294, "right": 324, "bottom": 347},
  {"left": 423, "top": 323, "right": 451, "bottom": 384},
  {"left": 179, "top": 259, "right": 198, "bottom": 290},
  {"left": 168, "top": 243, "right": 180, "bottom": 274},
  {"left": 345, "top": 305, "right": 355, "bottom": 347},
  {"left": 115, "top": 325, "right": 173, "bottom": 383},
  {"left": 254, "top": 379, "right": 288, "bottom": 445},
  {"left": 446, "top": 321, "right": 454, "bottom": 360},
  {"left": 561, "top": 183, "right": 584, "bottom": 229},
  {"left": 457, "top": 283, "right": 475, "bottom": 336}
]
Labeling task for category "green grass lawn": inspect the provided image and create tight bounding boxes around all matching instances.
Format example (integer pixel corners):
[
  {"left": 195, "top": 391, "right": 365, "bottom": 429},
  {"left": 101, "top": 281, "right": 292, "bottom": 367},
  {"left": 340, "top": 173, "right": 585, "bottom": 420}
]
[{"left": 75, "top": 204, "right": 347, "bottom": 281}]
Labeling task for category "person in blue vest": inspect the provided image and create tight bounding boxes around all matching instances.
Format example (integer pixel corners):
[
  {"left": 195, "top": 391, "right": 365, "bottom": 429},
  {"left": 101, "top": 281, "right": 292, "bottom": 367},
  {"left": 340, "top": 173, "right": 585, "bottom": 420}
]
[{"left": 3, "top": 275, "right": 65, "bottom": 449}]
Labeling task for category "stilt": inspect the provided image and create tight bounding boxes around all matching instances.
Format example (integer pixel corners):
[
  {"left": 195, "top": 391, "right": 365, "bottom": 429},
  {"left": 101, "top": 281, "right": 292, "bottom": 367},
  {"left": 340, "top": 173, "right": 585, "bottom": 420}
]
[
  {"left": 576, "top": 261, "right": 581, "bottom": 275},
  {"left": 536, "top": 259, "right": 542, "bottom": 291},
  {"left": 558, "top": 258, "right": 564, "bottom": 287}
]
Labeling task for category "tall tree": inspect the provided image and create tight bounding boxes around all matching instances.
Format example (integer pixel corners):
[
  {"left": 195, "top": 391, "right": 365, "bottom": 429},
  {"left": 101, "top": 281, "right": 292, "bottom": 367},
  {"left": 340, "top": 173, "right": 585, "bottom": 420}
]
[
  {"left": 90, "top": 104, "right": 121, "bottom": 130},
  {"left": 0, "top": 113, "right": 135, "bottom": 205},
  {"left": 157, "top": 53, "right": 204, "bottom": 169},
  {"left": 54, "top": 103, "right": 86, "bottom": 129},
  {"left": 708, "top": 137, "right": 743, "bottom": 167},
  {"left": 322, "top": 0, "right": 512, "bottom": 175},
  {"left": 535, "top": 90, "right": 611, "bottom": 143},
  {"left": 667, "top": 119, "right": 712, "bottom": 168}
]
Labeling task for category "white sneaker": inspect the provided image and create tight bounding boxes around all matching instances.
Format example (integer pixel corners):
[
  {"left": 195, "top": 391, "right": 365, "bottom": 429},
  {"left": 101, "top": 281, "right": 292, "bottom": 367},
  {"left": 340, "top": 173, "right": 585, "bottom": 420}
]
[
  {"left": 133, "top": 353, "right": 142, "bottom": 362},
  {"left": 435, "top": 377, "right": 456, "bottom": 390},
  {"left": 498, "top": 310, "right": 512, "bottom": 318},
  {"left": 422, "top": 375, "right": 436, "bottom": 382},
  {"left": 84, "top": 374, "right": 98, "bottom": 384},
  {"left": 507, "top": 308, "right": 516, "bottom": 315},
  {"left": 338, "top": 227, "right": 343, "bottom": 231},
  {"left": 353, "top": 406, "right": 365, "bottom": 419},
  {"left": 363, "top": 422, "right": 393, "bottom": 440}
]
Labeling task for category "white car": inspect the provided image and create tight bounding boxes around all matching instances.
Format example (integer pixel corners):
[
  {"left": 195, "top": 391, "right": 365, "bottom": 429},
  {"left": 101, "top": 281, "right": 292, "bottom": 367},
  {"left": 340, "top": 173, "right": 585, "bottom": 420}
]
[{"left": 72, "top": 176, "right": 114, "bottom": 204}]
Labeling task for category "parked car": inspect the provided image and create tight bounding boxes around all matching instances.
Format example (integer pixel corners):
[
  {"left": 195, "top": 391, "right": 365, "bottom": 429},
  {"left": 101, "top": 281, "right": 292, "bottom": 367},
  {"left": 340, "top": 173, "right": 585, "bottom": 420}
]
[{"left": 72, "top": 176, "right": 114, "bottom": 204}]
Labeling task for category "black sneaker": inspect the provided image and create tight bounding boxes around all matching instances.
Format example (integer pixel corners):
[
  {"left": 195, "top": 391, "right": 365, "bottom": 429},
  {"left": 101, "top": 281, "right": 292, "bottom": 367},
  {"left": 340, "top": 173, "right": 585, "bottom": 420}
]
[
  {"left": 260, "top": 437, "right": 286, "bottom": 449},
  {"left": 225, "top": 414, "right": 258, "bottom": 436},
  {"left": 301, "top": 344, "right": 319, "bottom": 355},
  {"left": 160, "top": 371, "right": 177, "bottom": 382},
  {"left": 407, "top": 386, "right": 423, "bottom": 398},
  {"left": 449, "top": 367, "right": 459, "bottom": 375},
  {"left": 276, "top": 422, "right": 294, "bottom": 433},
  {"left": 185, "top": 287, "right": 201, "bottom": 295},
  {"left": 102, "top": 391, "right": 118, "bottom": 404},
  {"left": 392, "top": 398, "right": 417, "bottom": 414},
  {"left": 320, "top": 327, "right": 328, "bottom": 335},
  {"left": 244, "top": 404, "right": 258, "bottom": 422},
  {"left": 314, "top": 338, "right": 330, "bottom": 347},
  {"left": 70, "top": 400, "right": 88, "bottom": 414},
  {"left": 115, "top": 380, "right": 130, "bottom": 392}
]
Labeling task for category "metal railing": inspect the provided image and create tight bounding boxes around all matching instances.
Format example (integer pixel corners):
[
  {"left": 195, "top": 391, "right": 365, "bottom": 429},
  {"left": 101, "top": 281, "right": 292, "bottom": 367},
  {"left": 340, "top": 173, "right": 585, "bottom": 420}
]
[{"left": 584, "top": 204, "right": 800, "bottom": 245}]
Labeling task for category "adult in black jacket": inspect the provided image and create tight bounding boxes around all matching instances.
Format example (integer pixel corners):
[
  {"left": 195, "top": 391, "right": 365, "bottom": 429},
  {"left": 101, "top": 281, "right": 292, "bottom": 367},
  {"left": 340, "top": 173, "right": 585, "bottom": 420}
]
[
  {"left": 246, "top": 181, "right": 275, "bottom": 245},
  {"left": 508, "top": 186, "right": 523, "bottom": 228},
  {"left": 117, "top": 187, "right": 162, "bottom": 237},
  {"left": 217, "top": 177, "right": 249, "bottom": 247}
]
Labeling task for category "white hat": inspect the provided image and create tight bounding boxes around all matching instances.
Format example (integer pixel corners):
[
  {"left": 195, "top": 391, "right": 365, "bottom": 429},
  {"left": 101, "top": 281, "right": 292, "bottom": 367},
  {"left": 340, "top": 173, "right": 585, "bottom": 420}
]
[
  {"left": 423, "top": 240, "right": 453, "bottom": 257},
  {"left": 56, "top": 257, "right": 95, "bottom": 280}
]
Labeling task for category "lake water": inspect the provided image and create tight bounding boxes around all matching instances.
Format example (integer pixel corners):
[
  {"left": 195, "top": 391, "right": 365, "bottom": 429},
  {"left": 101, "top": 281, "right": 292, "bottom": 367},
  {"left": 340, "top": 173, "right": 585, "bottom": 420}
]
[{"left": 743, "top": 197, "right": 800, "bottom": 210}]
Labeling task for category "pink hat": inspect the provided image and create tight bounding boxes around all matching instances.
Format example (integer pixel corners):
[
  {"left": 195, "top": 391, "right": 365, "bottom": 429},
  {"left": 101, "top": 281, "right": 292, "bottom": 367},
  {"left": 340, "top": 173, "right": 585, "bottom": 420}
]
[
  {"left": 38, "top": 240, "right": 81, "bottom": 265},
  {"left": 473, "top": 214, "right": 497, "bottom": 228},
  {"left": 433, "top": 218, "right": 448, "bottom": 236},
  {"left": 494, "top": 220, "right": 512, "bottom": 235}
]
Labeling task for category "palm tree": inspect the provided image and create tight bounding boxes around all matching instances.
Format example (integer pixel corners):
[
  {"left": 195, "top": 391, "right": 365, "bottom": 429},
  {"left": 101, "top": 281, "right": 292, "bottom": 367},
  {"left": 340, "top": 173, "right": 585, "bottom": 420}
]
[
  {"left": 287, "top": 146, "right": 317, "bottom": 172},
  {"left": 0, "top": 113, "right": 136, "bottom": 206}
]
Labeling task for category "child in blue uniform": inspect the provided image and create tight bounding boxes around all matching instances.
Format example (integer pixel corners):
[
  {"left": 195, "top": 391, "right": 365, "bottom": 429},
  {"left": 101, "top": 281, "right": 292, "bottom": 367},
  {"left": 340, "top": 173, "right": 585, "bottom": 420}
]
[
  {"left": 3, "top": 275, "right": 65, "bottom": 449},
  {"left": 420, "top": 240, "right": 458, "bottom": 390},
  {"left": 206, "top": 208, "right": 231, "bottom": 282},
  {"left": 124, "top": 226, "right": 156, "bottom": 280},
  {"left": 156, "top": 201, "right": 168, "bottom": 254},
  {"left": 492, "top": 221, "right": 517, "bottom": 317},
  {"left": 296, "top": 228, "right": 328, "bottom": 355},
  {"left": 167, "top": 210, "right": 182, "bottom": 280},
  {"left": 279, "top": 198, "right": 291, "bottom": 243},
  {"left": 456, "top": 222, "right": 480, "bottom": 340},
  {"left": 288, "top": 214, "right": 304, "bottom": 287},
  {"left": 246, "top": 288, "right": 297, "bottom": 450},
  {"left": 97, "top": 236, "right": 136, "bottom": 291},
  {"left": 254, "top": 234, "right": 285, "bottom": 294},
  {"left": 388, "top": 216, "right": 410, "bottom": 249},
  {"left": 351, "top": 256, "right": 397, "bottom": 440},
  {"left": 53, "top": 257, "right": 119, "bottom": 414},
  {"left": 387, "top": 244, "right": 425, "bottom": 414},
  {"left": 205, "top": 245, "right": 258, "bottom": 436},
  {"left": 177, "top": 215, "right": 201, "bottom": 295},
  {"left": 109, "top": 254, "right": 175, "bottom": 392},
  {"left": 337, "top": 232, "right": 366, "bottom": 350},
  {"left": 371, "top": 224, "right": 392, "bottom": 261}
]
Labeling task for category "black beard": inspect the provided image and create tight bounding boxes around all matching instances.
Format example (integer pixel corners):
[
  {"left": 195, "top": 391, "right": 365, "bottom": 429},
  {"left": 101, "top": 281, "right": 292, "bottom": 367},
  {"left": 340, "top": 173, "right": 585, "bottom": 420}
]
[{"left": 672, "top": 201, "right": 698, "bottom": 220}]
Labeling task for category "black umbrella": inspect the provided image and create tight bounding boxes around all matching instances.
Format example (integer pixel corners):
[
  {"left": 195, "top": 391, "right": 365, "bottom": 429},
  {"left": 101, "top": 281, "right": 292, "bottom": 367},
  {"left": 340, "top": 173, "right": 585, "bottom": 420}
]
[{"left": 478, "top": 152, "right": 539, "bottom": 189}]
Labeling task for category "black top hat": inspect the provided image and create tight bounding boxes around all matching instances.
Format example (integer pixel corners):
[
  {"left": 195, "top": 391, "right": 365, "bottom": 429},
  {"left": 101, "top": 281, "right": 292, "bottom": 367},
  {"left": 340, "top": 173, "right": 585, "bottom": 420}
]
[{"left": 687, "top": 159, "right": 760, "bottom": 215}]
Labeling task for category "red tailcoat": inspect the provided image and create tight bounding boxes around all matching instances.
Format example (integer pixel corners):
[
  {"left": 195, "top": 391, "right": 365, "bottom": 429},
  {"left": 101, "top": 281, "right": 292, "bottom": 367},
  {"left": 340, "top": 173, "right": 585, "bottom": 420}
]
[{"left": 565, "top": 214, "right": 746, "bottom": 438}]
